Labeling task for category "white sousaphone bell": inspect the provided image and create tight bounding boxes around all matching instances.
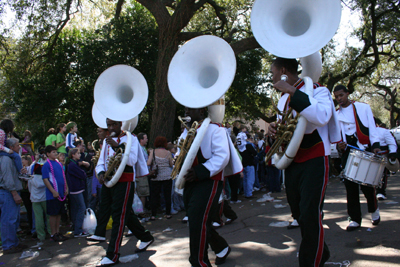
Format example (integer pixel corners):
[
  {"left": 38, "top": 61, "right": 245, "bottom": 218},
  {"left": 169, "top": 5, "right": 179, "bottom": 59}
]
[
  {"left": 92, "top": 64, "right": 148, "bottom": 187},
  {"left": 168, "top": 35, "right": 236, "bottom": 189},
  {"left": 251, "top": 0, "right": 342, "bottom": 169}
]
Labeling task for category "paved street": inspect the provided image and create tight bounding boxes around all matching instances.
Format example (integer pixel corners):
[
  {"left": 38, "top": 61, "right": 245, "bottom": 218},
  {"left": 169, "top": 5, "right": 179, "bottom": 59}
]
[{"left": 1, "top": 175, "right": 400, "bottom": 267}]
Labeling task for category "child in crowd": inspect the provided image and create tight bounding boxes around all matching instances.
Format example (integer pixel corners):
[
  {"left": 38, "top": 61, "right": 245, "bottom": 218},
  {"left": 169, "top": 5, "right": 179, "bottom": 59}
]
[
  {"left": 66, "top": 148, "right": 88, "bottom": 237},
  {"left": 57, "top": 153, "right": 66, "bottom": 170},
  {"left": 28, "top": 149, "right": 51, "bottom": 246},
  {"left": 0, "top": 119, "right": 26, "bottom": 176},
  {"left": 21, "top": 130, "right": 34, "bottom": 157},
  {"left": 56, "top": 123, "right": 67, "bottom": 155},
  {"left": 42, "top": 145, "right": 69, "bottom": 242},
  {"left": 65, "top": 122, "right": 78, "bottom": 153}
]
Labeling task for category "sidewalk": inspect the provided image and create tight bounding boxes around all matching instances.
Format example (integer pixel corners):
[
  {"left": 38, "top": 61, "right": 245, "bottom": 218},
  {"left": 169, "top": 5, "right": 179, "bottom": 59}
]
[{"left": 1, "top": 175, "right": 400, "bottom": 266}]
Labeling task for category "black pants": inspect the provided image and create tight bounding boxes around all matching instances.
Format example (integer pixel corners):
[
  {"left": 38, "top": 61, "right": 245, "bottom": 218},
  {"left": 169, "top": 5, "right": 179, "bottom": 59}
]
[
  {"left": 344, "top": 179, "right": 378, "bottom": 224},
  {"left": 212, "top": 200, "right": 237, "bottom": 224},
  {"left": 150, "top": 179, "right": 172, "bottom": 216},
  {"left": 94, "top": 181, "right": 153, "bottom": 262},
  {"left": 285, "top": 156, "right": 330, "bottom": 267},
  {"left": 20, "top": 191, "right": 33, "bottom": 232},
  {"left": 184, "top": 179, "right": 228, "bottom": 267},
  {"left": 227, "top": 174, "right": 240, "bottom": 202}
]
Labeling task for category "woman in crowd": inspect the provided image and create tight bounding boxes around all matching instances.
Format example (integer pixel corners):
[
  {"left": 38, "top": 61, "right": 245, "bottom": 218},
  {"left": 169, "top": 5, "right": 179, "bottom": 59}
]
[
  {"left": 65, "top": 148, "right": 88, "bottom": 237},
  {"left": 147, "top": 136, "right": 174, "bottom": 220}
]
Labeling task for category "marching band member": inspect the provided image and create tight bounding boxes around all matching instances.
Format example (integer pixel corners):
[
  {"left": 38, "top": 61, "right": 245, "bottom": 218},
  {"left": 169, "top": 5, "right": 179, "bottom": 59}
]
[
  {"left": 181, "top": 107, "right": 242, "bottom": 267},
  {"left": 268, "top": 58, "right": 340, "bottom": 267},
  {"left": 87, "top": 119, "right": 154, "bottom": 266},
  {"left": 333, "top": 85, "right": 381, "bottom": 231},
  {"left": 375, "top": 123, "right": 397, "bottom": 200}
]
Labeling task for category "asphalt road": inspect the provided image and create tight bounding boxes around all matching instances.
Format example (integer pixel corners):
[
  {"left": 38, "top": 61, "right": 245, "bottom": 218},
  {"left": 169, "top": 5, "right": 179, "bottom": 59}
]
[{"left": 1, "top": 175, "right": 400, "bottom": 267}]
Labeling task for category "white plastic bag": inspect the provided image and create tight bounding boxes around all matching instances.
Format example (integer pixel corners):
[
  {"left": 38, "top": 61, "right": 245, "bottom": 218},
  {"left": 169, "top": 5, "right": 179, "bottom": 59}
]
[
  {"left": 132, "top": 193, "right": 143, "bottom": 214},
  {"left": 82, "top": 208, "right": 97, "bottom": 234}
]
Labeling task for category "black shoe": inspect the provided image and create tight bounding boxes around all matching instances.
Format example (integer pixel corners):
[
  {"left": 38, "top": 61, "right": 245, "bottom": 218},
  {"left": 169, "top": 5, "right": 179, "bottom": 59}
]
[
  {"left": 135, "top": 237, "right": 154, "bottom": 253},
  {"left": 372, "top": 216, "right": 381, "bottom": 226},
  {"left": 225, "top": 217, "right": 237, "bottom": 225},
  {"left": 215, "top": 246, "right": 231, "bottom": 265}
]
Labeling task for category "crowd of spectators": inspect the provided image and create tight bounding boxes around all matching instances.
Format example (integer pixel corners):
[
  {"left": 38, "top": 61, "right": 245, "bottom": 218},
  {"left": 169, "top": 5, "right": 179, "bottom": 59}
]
[{"left": 0, "top": 118, "right": 280, "bottom": 255}]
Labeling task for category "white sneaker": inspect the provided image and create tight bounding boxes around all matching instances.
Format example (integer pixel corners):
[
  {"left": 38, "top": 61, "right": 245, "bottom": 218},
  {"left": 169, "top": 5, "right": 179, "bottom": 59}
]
[
  {"left": 230, "top": 200, "right": 242, "bottom": 204},
  {"left": 291, "top": 219, "right": 299, "bottom": 227},
  {"left": 346, "top": 221, "right": 360, "bottom": 231},
  {"left": 30, "top": 241, "right": 44, "bottom": 248},
  {"left": 182, "top": 216, "right": 188, "bottom": 223},
  {"left": 96, "top": 257, "right": 116, "bottom": 266},
  {"left": 86, "top": 235, "right": 106, "bottom": 242},
  {"left": 371, "top": 208, "right": 380, "bottom": 221},
  {"left": 256, "top": 194, "right": 274, "bottom": 202},
  {"left": 135, "top": 238, "right": 154, "bottom": 252},
  {"left": 212, "top": 222, "right": 221, "bottom": 228},
  {"left": 253, "top": 187, "right": 260, "bottom": 191},
  {"left": 376, "top": 194, "right": 387, "bottom": 200},
  {"left": 171, "top": 209, "right": 179, "bottom": 215}
]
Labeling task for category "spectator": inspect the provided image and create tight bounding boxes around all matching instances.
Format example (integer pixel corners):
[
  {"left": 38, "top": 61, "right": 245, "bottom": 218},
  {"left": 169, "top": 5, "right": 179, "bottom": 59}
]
[
  {"left": 57, "top": 153, "right": 66, "bottom": 170},
  {"left": 56, "top": 123, "right": 67, "bottom": 155},
  {"left": 66, "top": 148, "right": 89, "bottom": 237},
  {"left": 73, "top": 139, "right": 92, "bottom": 208},
  {"left": 225, "top": 122, "right": 232, "bottom": 137},
  {"left": 42, "top": 145, "right": 69, "bottom": 242},
  {"left": 65, "top": 122, "right": 78, "bottom": 153},
  {"left": 168, "top": 143, "right": 183, "bottom": 213},
  {"left": 136, "top": 133, "right": 150, "bottom": 212},
  {"left": 228, "top": 135, "right": 242, "bottom": 204},
  {"left": 28, "top": 150, "right": 51, "bottom": 246},
  {"left": 0, "top": 137, "right": 28, "bottom": 254},
  {"left": 240, "top": 134, "right": 257, "bottom": 198},
  {"left": 21, "top": 130, "right": 34, "bottom": 157},
  {"left": 147, "top": 136, "right": 173, "bottom": 220},
  {"left": 45, "top": 128, "right": 57, "bottom": 147},
  {"left": 21, "top": 155, "right": 34, "bottom": 236},
  {"left": 0, "top": 119, "right": 24, "bottom": 174},
  {"left": 90, "top": 128, "right": 108, "bottom": 213}
]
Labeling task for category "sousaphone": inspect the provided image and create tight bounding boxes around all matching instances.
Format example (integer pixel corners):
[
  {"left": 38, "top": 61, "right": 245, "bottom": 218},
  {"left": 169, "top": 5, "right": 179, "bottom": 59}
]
[
  {"left": 251, "top": 0, "right": 342, "bottom": 169},
  {"left": 93, "top": 65, "right": 148, "bottom": 187},
  {"left": 168, "top": 35, "right": 236, "bottom": 189}
]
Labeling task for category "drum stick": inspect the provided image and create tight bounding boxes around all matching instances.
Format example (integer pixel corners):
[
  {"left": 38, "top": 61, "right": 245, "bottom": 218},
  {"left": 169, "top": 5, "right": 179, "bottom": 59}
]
[{"left": 347, "top": 144, "right": 364, "bottom": 151}]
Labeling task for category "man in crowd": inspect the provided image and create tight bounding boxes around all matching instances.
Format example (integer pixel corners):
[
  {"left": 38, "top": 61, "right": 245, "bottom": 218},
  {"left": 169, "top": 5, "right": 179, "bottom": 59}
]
[
  {"left": 0, "top": 138, "right": 28, "bottom": 254},
  {"left": 334, "top": 85, "right": 381, "bottom": 231},
  {"left": 240, "top": 133, "right": 258, "bottom": 198},
  {"left": 268, "top": 57, "right": 340, "bottom": 266},
  {"left": 87, "top": 119, "right": 154, "bottom": 266},
  {"left": 136, "top": 132, "right": 150, "bottom": 211}
]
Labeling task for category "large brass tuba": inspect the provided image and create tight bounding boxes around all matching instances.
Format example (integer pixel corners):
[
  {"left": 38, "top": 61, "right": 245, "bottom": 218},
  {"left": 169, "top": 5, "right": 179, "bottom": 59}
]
[
  {"left": 92, "top": 65, "right": 148, "bottom": 187},
  {"left": 168, "top": 35, "right": 236, "bottom": 189},
  {"left": 251, "top": 0, "right": 342, "bottom": 169}
]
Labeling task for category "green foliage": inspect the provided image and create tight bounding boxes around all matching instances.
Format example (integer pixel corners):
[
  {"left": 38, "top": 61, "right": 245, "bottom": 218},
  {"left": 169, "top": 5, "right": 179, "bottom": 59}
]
[{"left": 1, "top": 3, "right": 158, "bottom": 146}]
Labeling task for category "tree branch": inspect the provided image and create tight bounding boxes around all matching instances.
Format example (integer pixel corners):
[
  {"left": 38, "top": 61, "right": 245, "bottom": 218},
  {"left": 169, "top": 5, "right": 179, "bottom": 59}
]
[
  {"left": 230, "top": 37, "right": 261, "bottom": 55},
  {"left": 115, "top": 0, "right": 125, "bottom": 19}
]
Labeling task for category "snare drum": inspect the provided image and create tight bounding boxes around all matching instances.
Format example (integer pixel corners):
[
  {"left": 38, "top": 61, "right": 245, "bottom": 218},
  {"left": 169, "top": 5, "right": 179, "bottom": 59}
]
[{"left": 343, "top": 149, "right": 387, "bottom": 187}]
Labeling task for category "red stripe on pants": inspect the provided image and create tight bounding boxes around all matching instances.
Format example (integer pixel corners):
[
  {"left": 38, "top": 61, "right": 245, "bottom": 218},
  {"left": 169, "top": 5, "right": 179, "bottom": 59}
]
[
  {"left": 112, "top": 182, "right": 131, "bottom": 262},
  {"left": 198, "top": 180, "right": 219, "bottom": 267},
  {"left": 314, "top": 156, "right": 329, "bottom": 267}
]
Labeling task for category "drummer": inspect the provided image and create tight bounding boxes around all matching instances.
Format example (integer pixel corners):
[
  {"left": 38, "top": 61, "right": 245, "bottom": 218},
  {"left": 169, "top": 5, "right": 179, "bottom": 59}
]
[{"left": 334, "top": 85, "right": 381, "bottom": 231}]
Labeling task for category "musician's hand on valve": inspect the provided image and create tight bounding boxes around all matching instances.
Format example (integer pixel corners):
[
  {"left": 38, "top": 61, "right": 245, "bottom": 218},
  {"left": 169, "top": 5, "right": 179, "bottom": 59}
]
[
  {"left": 268, "top": 122, "right": 277, "bottom": 139},
  {"left": 338, "top": 142, "right": 347, "bottom": 152},
  {"left": 105, "top": 136, "right": 119, "bottom": 148},
  {"left": 273, "top": 81, "right": 296, "bottom": 96},
  {"left": 184, "top": 168, "right": 197, "bottom": 183}
]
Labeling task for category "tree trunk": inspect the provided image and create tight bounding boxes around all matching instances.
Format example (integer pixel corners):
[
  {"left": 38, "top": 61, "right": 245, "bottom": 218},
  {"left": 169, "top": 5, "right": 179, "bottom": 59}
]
[{"left": 149, "top": 31, "right": 180, "bottom": 145}]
